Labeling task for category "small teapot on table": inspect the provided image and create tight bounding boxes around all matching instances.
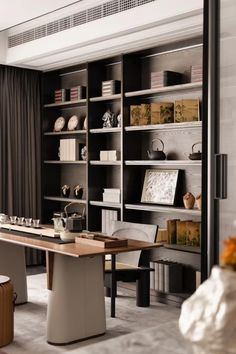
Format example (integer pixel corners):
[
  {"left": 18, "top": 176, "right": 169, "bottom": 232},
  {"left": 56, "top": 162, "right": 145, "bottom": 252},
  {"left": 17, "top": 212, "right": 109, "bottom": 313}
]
[{"left": 147, "top": 138, "right": 166, "bottom": 160}]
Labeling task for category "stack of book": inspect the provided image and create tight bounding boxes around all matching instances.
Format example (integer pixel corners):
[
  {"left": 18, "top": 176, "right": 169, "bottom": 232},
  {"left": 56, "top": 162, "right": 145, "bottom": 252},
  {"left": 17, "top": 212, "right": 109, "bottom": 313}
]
[
  {"left": 100, "top": 150, "right": 120, "bottom": 161},
  {"left": 54, "top": 89, "right": 67, "bottom": 103},
  {"left": 102, "top": 80, "right": 121, "bottom": 96},
  {"left": 101, "top": 209, "right": 118, "bottom": 235},
  {"left": 191, "top": 65, "right": 202, "bottom": 83},
  {"left": 70, "top": 86, "right": 86, "bottom": 101},
  {"left": 102, "top": 188, "right": 120, "bottom": 203},
  {"left": 150, "top": 260, "right": 183, "bottom": 293},
  {"left": 59, "top": 139, "right": 84, "bottom": 161},
  {"left": 151, "top": 71, "right": 183, "bottom": 89}
]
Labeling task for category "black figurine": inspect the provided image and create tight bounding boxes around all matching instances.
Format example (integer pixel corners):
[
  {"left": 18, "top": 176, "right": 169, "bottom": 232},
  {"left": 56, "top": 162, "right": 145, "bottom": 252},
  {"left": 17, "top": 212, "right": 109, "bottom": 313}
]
[{"left": 61, "top": 184, "right": 70, "bottom": 198}]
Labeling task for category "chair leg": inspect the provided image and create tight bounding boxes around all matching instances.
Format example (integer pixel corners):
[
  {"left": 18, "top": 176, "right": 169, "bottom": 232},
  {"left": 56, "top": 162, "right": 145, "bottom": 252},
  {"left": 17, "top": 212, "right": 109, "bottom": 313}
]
[
  {"left": 136, "top": 271, "right": 150, "bottom": 307},
  {"left": 104, "top": 285, "right": 117, "bottom": 298}
]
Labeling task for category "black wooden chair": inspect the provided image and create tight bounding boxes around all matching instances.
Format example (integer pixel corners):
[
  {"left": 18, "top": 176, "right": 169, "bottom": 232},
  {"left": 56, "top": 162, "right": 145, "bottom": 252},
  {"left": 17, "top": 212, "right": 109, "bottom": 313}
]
[{"left": 104, "top": 221, "right": 158, "bottom": 308}]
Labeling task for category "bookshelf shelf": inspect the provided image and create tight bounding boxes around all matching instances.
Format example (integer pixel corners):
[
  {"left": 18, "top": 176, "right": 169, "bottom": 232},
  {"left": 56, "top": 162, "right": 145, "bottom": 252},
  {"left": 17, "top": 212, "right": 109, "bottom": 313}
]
[
  {"left": 125, "top": 121, "right": 202, "bottom": 132},
  {"left": 89, "top": 201, "right": 121, "bottom": 208},
  {"left": 90, "top": 94, "right": 121, "bottom": 102},
  {"left": 125, "top": 160, "right": 201, "bottom": 166},
  {"left": 125, "top": 203, "right": 201, "bottom": 216},
  {"left": 44, "top": 130, "right": 86, "bottom": 136},
  {"left": 125, "top": 82, "right": 202, "bottom": 98},
  {"left": 90, "top": 127, "right": 121, "bottom": 134},
  {"left": 163, "top": 244, "right": 201, "bottom": 254},
  {"left": 44, "top": 99, "right": 86, "bottom": 108},
  {"left": 44, "top": 160, "right": 87, "bottom": 165},
  {"left": 90, "top": 160, "right": 121, "bottom": 165},
  {"left": 44, "top": 196, "right": 86, "bottom": 204}
]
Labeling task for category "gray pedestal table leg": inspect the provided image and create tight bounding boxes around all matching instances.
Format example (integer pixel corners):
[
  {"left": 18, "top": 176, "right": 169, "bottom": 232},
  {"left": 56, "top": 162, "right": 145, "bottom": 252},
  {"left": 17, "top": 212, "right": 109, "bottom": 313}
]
[
  {"left": 47, "top": 254, "right": 106, "bottom": 345},
  {"left": 0, "top": 241, "right": 27, "bottom": 304}
]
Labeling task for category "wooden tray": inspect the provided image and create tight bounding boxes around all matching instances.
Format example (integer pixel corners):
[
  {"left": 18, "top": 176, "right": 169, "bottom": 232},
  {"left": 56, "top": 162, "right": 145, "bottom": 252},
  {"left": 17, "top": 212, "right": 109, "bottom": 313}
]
[{"left": 75, "top": 233, "right": 128, "bottom": 248}]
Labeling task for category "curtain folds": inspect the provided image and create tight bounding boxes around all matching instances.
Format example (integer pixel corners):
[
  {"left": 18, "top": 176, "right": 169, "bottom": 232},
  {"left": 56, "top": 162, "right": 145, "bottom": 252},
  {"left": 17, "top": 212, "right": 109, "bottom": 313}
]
[{"left": 0, "top": 65, "right": 42, "bottom": 265}]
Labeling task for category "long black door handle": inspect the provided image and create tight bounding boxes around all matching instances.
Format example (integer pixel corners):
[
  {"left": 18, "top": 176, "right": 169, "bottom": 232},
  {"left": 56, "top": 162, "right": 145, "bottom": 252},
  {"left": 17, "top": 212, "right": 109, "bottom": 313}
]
[{"left": 214, "top": 154, "right": 227, "bottom": 199}]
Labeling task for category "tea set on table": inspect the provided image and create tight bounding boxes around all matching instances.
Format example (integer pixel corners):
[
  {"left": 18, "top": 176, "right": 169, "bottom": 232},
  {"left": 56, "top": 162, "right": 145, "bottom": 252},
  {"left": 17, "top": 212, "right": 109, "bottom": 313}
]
[
  {"left": 0, "top": 214, "right": 40, "bottom": 228},
  {"left": 52, "top": 202, "right": 86, "bottom": 242}
]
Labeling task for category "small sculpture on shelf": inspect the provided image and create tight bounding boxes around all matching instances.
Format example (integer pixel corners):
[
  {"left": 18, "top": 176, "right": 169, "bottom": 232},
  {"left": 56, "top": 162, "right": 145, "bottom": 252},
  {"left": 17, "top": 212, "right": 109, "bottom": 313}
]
[
  {"left": 81, "top": 146, "right": 87, "bottom": 161},
  {"left": 117, "top": 113, "right": 121, "bottom": 127},
  {"left": 83, "top": 117, "right": 87, "bottom": 130},
  {"left": 74, "top": 185, "right": 83, "bottom": 199},
  {"left": 102, "top": 109, "right": 116, "bottom": 128},
  {"left": 183, "top": 192, "right": 195, "bottom": 209},
  {"left": 61, "top": 185, "right": 70, "bottom": 198},
  {"left": 196, "top": 193, "right": 201, "bottom": 210}
]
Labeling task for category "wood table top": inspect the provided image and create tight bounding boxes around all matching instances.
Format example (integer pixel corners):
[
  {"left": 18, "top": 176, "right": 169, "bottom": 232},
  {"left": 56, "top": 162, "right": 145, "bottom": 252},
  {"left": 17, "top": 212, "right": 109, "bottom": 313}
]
[{"left": 0, "top": 231, "right": 161, "bottom": 258}]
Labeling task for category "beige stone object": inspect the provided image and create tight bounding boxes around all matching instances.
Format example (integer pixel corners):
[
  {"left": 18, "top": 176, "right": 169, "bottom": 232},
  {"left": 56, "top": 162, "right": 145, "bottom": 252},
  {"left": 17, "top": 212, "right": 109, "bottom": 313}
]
[
  {"left": 196, "top": 194, "right": 201, "bottom": 210},
  {"left": 183, "top": 192, "right": 195, "bottom": 209}
]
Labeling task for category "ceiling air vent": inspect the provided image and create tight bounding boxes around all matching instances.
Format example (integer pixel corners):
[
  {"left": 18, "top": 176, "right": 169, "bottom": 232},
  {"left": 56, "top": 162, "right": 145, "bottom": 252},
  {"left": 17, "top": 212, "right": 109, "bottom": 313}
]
[{"left": 8, "top": 0, "right": 156, "bottom": 48}]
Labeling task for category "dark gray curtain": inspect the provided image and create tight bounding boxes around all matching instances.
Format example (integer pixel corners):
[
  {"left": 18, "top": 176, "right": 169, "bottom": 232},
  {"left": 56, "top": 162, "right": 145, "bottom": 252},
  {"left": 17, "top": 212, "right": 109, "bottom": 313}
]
[{"left": 0, "top": 65, "right": 42, "bottom": 265}]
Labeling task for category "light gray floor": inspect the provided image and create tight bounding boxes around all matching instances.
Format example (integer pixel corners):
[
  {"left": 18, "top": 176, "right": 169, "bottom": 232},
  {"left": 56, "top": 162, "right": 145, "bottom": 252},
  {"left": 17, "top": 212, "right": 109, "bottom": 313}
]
[{"left": 3, "top": 271, "right": 192, "bottom": 354}]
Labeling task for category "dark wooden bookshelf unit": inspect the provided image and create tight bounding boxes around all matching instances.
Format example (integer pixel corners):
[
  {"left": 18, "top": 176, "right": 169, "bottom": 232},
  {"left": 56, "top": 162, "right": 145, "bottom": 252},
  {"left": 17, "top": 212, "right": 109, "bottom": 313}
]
[{"left": 42, "top": 37, "right": 203, "bottom": 304}]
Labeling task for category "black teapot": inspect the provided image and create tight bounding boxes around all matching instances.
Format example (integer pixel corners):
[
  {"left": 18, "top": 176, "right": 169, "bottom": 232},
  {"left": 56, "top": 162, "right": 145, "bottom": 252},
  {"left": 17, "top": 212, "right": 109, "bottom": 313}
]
[
  {"left": 189, "top": 142, "right": 202, "bottom": 160},
  {"left": 64, "top": 203, "right": 86, "bottom": 232},
  {"left": 147, "top": 138, "right": 166, "bottom": 160}
]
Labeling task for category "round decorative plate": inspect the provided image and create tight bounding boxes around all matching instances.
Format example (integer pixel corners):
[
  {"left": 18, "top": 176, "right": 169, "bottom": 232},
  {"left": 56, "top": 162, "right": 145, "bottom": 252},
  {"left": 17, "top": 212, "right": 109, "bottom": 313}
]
[
  {"left": 54, "top": 116, "right": 65, "bottom": 132},
  {"left": 68, "top": 115, "right": 79, "bottom": 131}
]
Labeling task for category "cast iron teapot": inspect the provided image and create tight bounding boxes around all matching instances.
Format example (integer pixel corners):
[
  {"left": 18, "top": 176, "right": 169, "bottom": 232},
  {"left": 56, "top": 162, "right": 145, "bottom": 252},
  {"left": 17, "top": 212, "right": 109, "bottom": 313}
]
[
  {"left": 64, "top": 202, "right": 85, "bottom": 232},
  {"left": 147, "top": 138, "right": 166, "bottom": 160},
  {"left": 189, "top": 142, "right": 202, "bottom": 160}
]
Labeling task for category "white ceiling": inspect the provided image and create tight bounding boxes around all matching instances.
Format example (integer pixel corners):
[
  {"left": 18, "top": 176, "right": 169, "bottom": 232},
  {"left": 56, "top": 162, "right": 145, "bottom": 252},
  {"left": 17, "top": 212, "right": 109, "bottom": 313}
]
[{"left": 0, "top": 0, "right": 81, "bottom": 31}]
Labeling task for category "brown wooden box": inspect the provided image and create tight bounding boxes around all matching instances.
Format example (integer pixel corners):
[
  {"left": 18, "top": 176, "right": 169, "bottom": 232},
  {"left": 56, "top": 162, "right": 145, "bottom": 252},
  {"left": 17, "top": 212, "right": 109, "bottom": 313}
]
[
  {"left": 151, "top": 102, "right": 174, "bottom": 124},
  {"left": 75, "top": 233, "right": 128, "bottom": 248},
  {"left": 186, "top": 221, "right": 201, "bottom": 247},
  {"left": 156, "top": 228, "right": 168, "bottom": 243},
  {"left": 167, "top": 219, "right": 179, "bottom": 244},
  {"left": 174, "top": 99, "right": 200, "bottom": 123},
  {"left": 139, "top": 104, "right": 151, "bottom": 125},
  {"left": 176, "top": 220, "right": 192, "bottom": 245},
  {"left": 130, "top": 105, "right": 141, "bottom": 126}
]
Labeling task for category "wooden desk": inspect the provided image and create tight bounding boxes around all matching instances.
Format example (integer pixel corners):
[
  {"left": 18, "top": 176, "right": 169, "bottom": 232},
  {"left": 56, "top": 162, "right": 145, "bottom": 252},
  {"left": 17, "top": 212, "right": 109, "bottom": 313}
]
[{"left": 0, "top": 230, "right": 160, "bottom": 345}]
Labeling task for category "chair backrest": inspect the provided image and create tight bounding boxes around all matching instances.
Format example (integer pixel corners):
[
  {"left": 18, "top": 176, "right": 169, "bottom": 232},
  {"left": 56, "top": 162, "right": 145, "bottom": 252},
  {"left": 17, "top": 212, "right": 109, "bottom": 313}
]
[{"left": 110, "top": 221, "right": 158, "bottom": 267}]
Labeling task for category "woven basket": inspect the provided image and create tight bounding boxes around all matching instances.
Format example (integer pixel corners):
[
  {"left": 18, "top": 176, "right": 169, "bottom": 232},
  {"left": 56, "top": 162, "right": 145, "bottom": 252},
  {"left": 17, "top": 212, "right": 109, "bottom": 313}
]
[{"left": 0, "top": 276, "right": 14, "bottom": 347}]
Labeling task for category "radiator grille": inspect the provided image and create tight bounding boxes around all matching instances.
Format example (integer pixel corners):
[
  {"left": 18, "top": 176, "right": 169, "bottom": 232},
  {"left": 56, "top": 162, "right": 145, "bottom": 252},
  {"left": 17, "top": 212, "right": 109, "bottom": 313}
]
[{"left": 8, "top": 0, "right": 155, "bottom": 48}]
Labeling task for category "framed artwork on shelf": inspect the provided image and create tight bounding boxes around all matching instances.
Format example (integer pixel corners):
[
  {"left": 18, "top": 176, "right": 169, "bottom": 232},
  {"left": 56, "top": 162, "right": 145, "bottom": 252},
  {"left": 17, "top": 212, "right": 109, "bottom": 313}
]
[{"left": 141, "top": 169, "right": 179, "bottom": 205}]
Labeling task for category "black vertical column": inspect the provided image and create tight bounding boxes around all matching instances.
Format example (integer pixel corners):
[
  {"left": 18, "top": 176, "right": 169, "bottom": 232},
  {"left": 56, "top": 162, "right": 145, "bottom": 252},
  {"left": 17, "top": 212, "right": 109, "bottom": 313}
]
[{"left": 202, "top": 0, "right": 220, "bottom": 279}]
